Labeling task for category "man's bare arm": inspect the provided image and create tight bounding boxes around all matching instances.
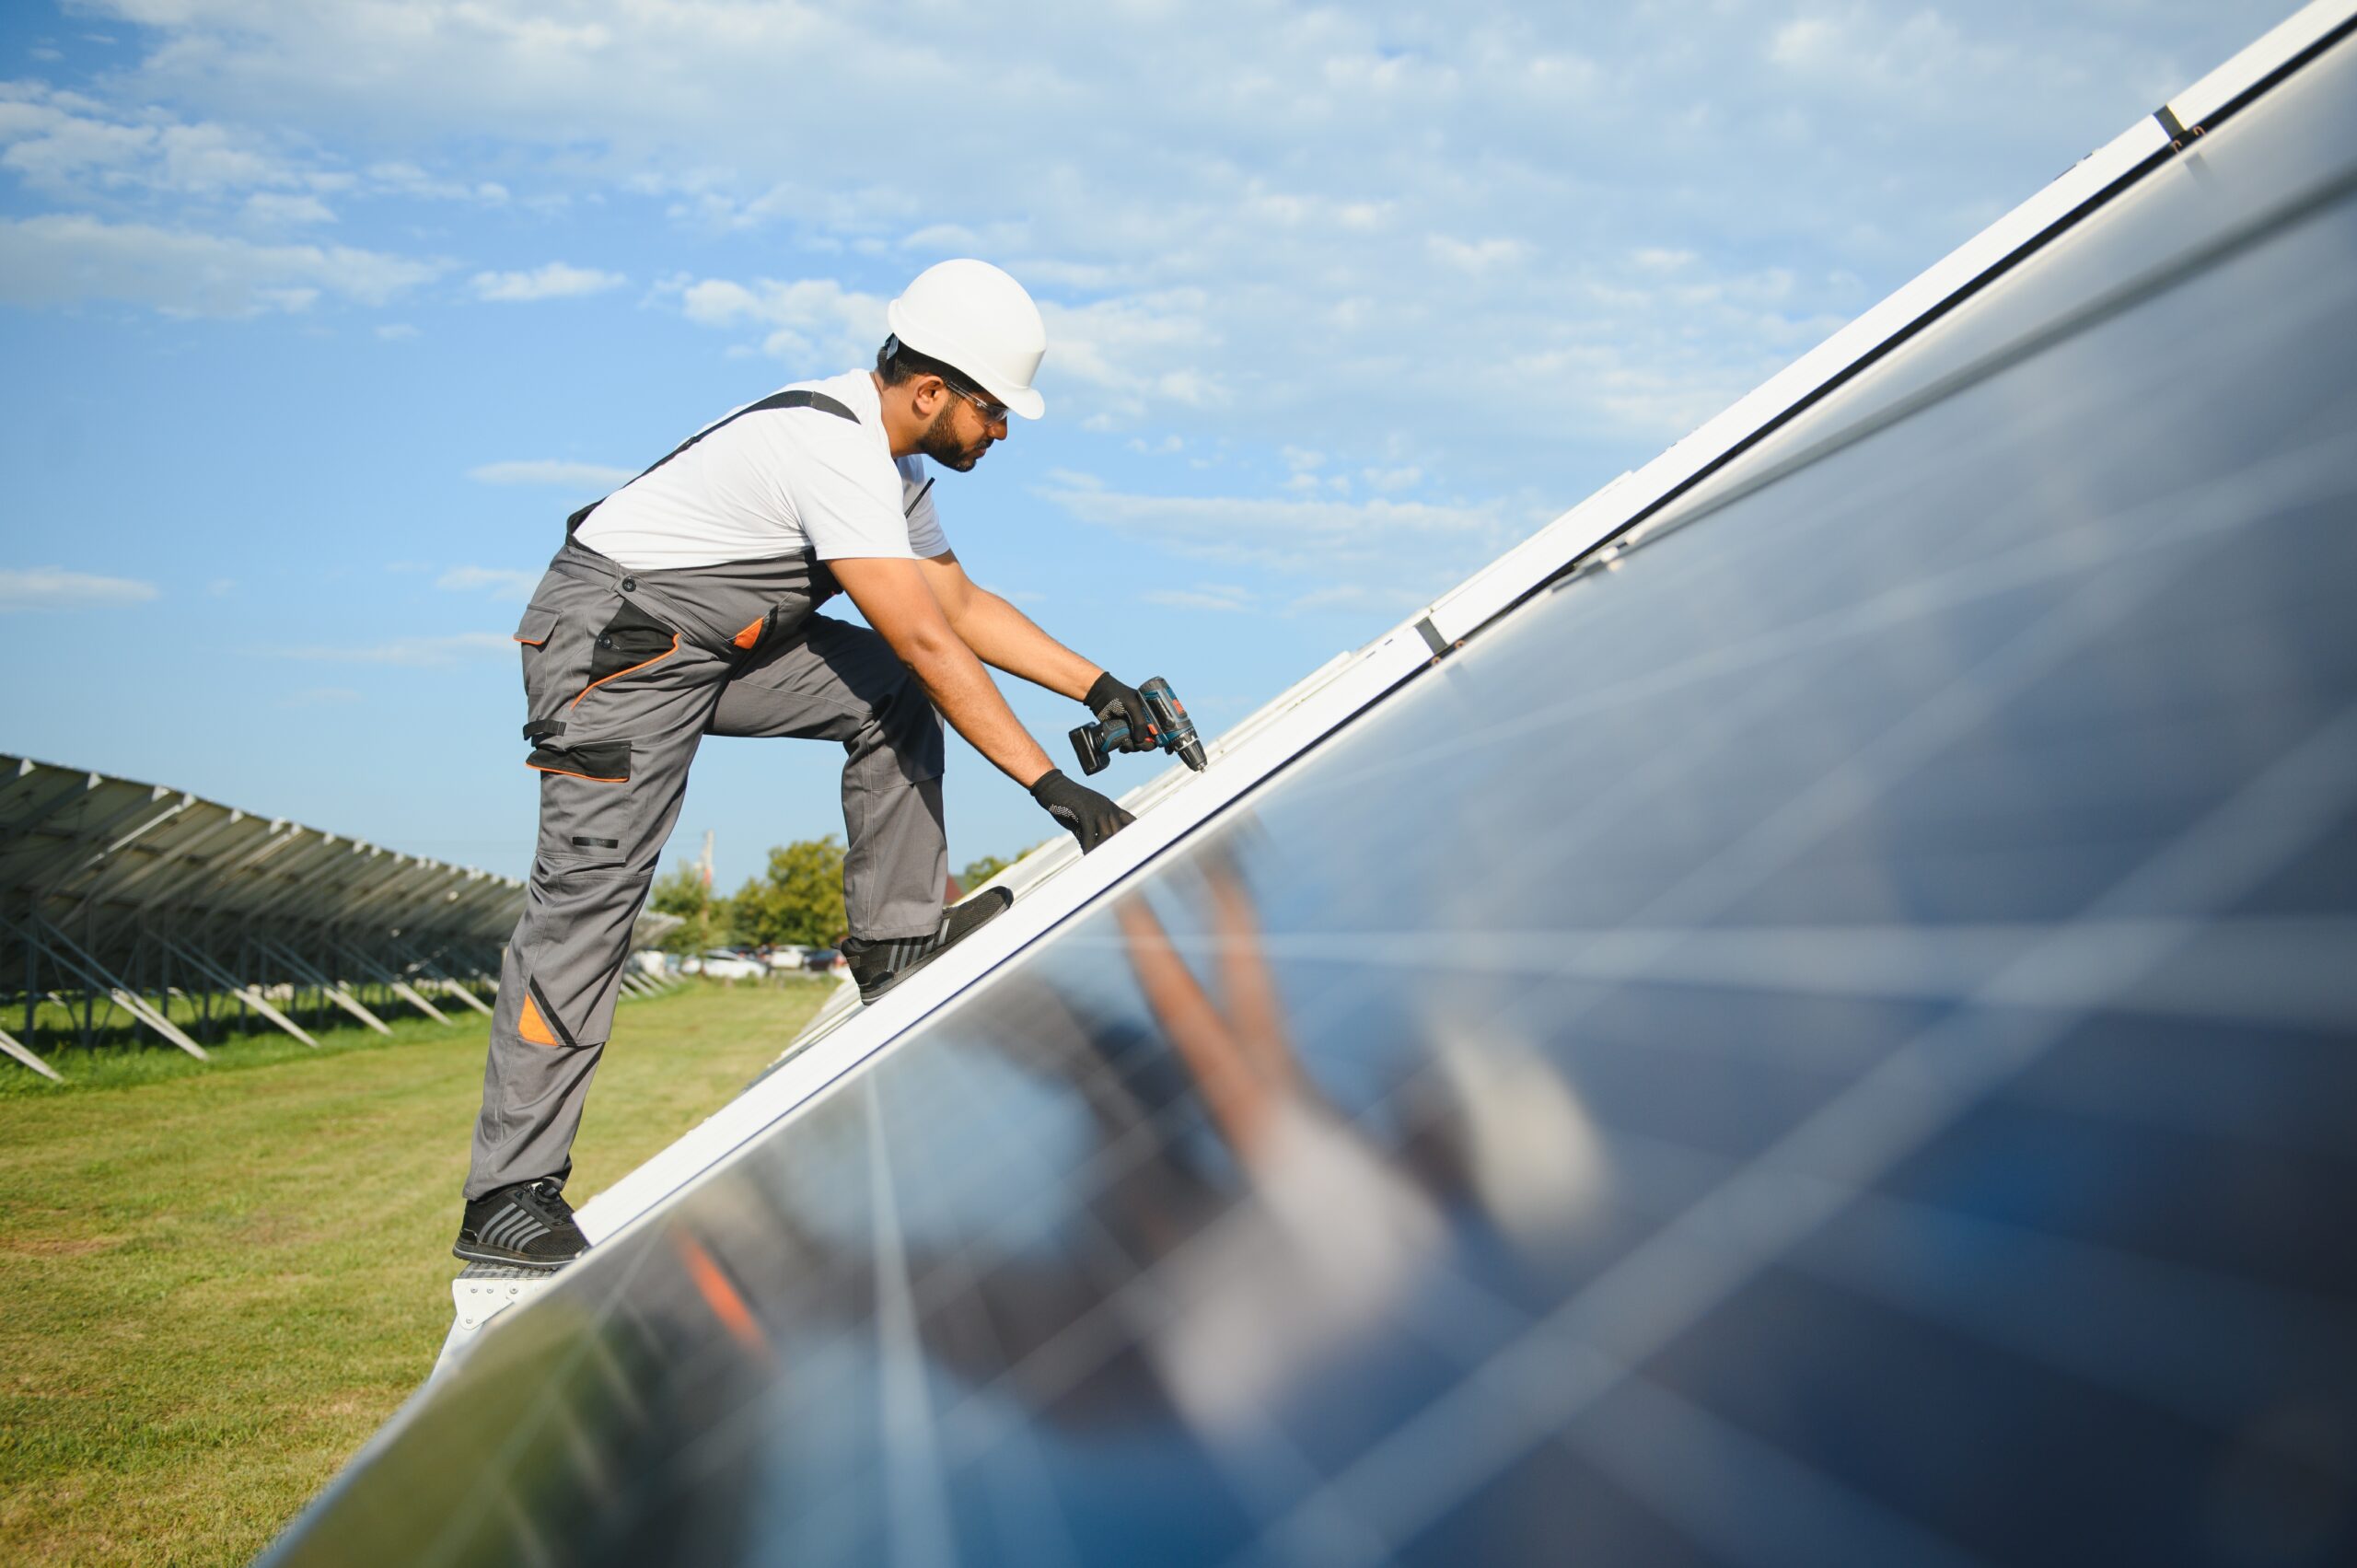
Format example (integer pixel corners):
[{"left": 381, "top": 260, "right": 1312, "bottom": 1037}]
[
  {"left": 914, "top": 551, "right": 1100, "bottom": 700},
  {"left": 829, "top": 555, "right": 1057, "bottom": 785}
]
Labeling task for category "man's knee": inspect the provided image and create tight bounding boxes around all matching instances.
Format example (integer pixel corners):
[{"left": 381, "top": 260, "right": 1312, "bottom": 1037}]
[
  {"left": 503, "top": 857, "right": 650, "bottom": 1051},
  {"left": 871, "top": 665, "right": 946, "bottom": 781}
]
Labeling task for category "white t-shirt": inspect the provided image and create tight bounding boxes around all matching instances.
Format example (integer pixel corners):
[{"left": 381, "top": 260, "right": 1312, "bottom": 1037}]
[{"left": 573, "top": 369, "right": 949, "bottom": 571}]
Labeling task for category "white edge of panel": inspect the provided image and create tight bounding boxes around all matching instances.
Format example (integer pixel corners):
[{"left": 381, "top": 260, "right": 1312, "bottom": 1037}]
[
  {"left": 1424, "top": 0, "right": 2355, "bottom": 649},
  {"left": 2171, "top": 1, "right": 2354, "bottom": 128},
  {"left": 1424, "top": 110, "right": 2165, "bottom": 645},
  {"left": 573, "top": 5, "right": 2345, "bottom": 1249},
  {"left": 744, "top": 645, "right": 1386, "bottom": 1053}
]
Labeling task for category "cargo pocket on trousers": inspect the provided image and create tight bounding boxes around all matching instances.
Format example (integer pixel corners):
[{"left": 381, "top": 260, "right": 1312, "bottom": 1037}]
[
  {"left": 514, "top": 606, "right": 558, "bottom": 649},
  {"left": 515, "top": 601, "right": 625, "bottom": 781},
  {"left": 525, "top": 738, "right": 631, "bottom": 784},
  {"left": 576, "top": 598, "right": 679, "bottom": 705}
]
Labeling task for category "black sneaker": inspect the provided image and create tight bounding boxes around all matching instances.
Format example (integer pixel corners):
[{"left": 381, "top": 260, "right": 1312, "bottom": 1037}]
[
  {"left": 844, "top": 887, "right": 1013, "bottom": 1004},
  {"left": 453, "top": 1178, "right": 587, "bottom": 1270}
]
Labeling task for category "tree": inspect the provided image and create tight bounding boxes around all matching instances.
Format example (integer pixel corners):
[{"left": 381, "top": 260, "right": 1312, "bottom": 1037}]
[
  {"left": 960, "top": 854, "right": 1014, "bottom": 891},
  {"left": 730, "top": 835, "right": 848, "bottom": 947},
  {"left": 648, "top": 859, "right": 731, "bottom": 954}
]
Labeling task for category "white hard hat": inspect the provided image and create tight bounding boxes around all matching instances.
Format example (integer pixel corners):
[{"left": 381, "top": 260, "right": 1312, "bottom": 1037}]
[{"left": 886, "top": 259, "right": 1048, "bottom": 421}]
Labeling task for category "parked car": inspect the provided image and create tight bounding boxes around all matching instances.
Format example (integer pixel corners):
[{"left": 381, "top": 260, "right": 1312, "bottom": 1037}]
[
  {"left": 695, "top": 949, "right": 766, "bottom": 981},
  {"left": 802, "top": 947, "right": 842, "bottom": 973},
  {"left": 761, "top": 945, "right": 810, "bottom": 971}
]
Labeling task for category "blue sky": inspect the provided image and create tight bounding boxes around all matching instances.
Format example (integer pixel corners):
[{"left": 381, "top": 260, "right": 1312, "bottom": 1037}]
[{"left": 0, "top": 0, "right": 2276, "bottom": 891}]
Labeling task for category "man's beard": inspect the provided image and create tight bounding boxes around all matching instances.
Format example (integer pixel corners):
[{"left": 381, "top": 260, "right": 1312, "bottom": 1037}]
[{"left": 917, "top": 401, "right": 991, "bottom": 471}]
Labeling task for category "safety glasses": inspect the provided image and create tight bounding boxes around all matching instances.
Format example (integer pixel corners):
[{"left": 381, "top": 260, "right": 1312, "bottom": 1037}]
[{"left": 938, "top": 376, "right": 1008, "bottom": 427}]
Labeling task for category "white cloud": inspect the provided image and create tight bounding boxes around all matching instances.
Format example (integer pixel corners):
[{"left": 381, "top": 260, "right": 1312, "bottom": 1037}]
[
  {"left": 1144, "top": 584, "right": 1255, "bottom": 613},
  {"left": 1768, "top": 5, "right": 1980, "bottom": 92},
  {"left": 376, "top": 322, "right": 417, "bottom": 340},
  {"left": 1285, "top": 582, "right": 1435, "bottom": 616},
  {"left": 151, "top": 120, "right": 287, "bottom": 192},
  {"left": 1035, "top": 290, "right": 1225, "bottom": 422},
  {"left": 275, "top": 632, "right": 514, "bottom": 667},
  {"left": 16, "top": 0, "right": 2265, "bottom": 564},
  {"left": 1427, "top": 235, "right": 1527, "bottom": 272},
  {"left": 0, "top": 214, "right": 441, "bottom": 316},
  {"left": 470, "top": 261, "right": 625, "bottom": 302},
  {"left": 1039, "top": 479, "right": 1529, "bottom": 593},
  {"left": 368, "top": 162, "right": 510, "bottom": 203},
  {"left": 0, "top": 566, "right": 160, "bottom": 610},
  {"left": 0, "top": 90, "right": 157, "bottom": 191},
  {"left": 241, "top": 191, "right": 333, "bottom": 226},
  {"left": 435, "top": 565, "right": 540, "bottom": 598},
  {"left": 467, "top": 459, "right": 636, "bottom": 490},
  {"left": 670, "top": 273, "right": 888, "bottom": 366}
]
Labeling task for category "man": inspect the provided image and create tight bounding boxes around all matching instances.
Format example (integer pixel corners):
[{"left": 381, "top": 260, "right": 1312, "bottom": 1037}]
[{"left": 455, "top": 259, "right": 1162, "bottom": 1270}]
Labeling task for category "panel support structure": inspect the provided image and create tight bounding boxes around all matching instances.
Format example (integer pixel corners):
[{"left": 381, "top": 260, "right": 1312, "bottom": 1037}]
[
  {"left": 156, "top": 934, "right": 319, "bottom": 1050},
  {"left": 250, "top": 935, "right": 393, "bottom": 1038},
  {"left": 0, "top": 1022, "right": 63, "bottom": 1082},
  {"left": 2, "top": 914, "right": 208, "bottom": 1061}
]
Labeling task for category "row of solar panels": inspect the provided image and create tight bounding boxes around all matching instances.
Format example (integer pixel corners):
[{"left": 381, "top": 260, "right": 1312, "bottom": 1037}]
[
  {"left": 0, "top": 753, "right": 674, "bottom": 1077},
  {"left": 270, "top": 5, "right": 2357, "bottom": 1562}
]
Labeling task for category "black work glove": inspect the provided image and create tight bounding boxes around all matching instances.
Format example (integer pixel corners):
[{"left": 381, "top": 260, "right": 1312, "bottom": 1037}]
[
  {"left": 1086, "top": 671, "right": 1160, "bottom": 753},
  {"left": 1030, "top": 768, "right": 1134, "bottom": 853}
]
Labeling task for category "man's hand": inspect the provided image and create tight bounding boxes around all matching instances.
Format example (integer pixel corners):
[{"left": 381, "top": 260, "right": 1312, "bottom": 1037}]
[
  {"left": 1030, "top": 769, "right": 1134, "bottom": 852},
  {"left": 1085, "top": 671, "right": 1161, "bottom": 752}
]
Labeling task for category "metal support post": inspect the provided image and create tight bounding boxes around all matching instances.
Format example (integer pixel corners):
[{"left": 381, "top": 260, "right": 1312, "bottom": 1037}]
[
  {"left": 155, "top": 934, "right": 319, "bottom": 1050},
  {"left": 389, "top": 936, "right": 495, "bottom": 1018},
  {"left": 249, "top": 934, "right": 392, "bottom": 1037},
  {"left": 327, "top": 935, "right": 451, "bottom": 1025},
  {"left": 1, "top": 914, "right": 208, "bottom": 1061},
  {"left": 0, "top": 1022, "right": 62, "bottom": 1082}
]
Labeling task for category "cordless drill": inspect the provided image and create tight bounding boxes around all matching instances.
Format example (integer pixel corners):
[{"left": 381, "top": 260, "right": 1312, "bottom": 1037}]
[{"left": 1070, "top": 676, "right": 1208, "bottom": 776}]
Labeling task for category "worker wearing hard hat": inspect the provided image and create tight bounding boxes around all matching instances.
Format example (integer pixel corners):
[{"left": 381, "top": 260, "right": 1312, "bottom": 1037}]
[{"left": 454, "top": 259, "right": 1155, "bottom": 1270}]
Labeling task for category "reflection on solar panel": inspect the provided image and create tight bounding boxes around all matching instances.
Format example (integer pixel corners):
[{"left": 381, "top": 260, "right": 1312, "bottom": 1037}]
[{"left": 265, "top": 11, "right": 2357, "bottom": 1566}]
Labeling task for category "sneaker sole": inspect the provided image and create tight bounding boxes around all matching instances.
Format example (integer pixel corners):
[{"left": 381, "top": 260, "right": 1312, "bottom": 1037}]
[
  {"left": 855, "top": 888, "right": 1013, "bottom": 1005},
  {"left": 452, "top": 1238, "right": 583, "bottom": 1271}
]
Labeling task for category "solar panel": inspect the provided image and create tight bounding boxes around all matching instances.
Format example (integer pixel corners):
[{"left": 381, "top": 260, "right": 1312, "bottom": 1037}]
[{"left": 264, "top": 13, "right": 2357, "bottom": 1566}]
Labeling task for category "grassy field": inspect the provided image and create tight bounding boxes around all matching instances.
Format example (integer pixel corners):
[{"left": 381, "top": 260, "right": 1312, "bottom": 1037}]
[{"left": 0, "top": 977, "right": 834, "bottom": 1567}]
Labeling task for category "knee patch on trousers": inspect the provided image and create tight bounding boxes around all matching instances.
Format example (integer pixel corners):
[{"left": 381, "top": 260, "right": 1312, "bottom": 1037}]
[
  {"left": 505, "top": 856, "right": 646, "bottom": 1053},
  {"left": 516, "top": 977, "right": 577, "bottom": 1049}
]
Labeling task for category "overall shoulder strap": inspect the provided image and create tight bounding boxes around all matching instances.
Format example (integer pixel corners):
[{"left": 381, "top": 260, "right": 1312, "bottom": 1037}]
[{"left": 566, "top": 388, "right": 860, "bottom": 534}]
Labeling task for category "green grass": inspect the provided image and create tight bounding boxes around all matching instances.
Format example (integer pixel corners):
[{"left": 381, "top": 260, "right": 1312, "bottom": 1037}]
[
  {"left": 2, "top": 1005, "right": 472, "bottom": 1097},
  {"left": 0, "top": 977, "right": 835, "bottom": 1566},
  {"left": 1, "top": 981, "right": 517, "bottom": 1095}
]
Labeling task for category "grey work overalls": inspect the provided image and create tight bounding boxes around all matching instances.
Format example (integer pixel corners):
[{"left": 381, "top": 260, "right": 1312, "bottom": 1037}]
[{"left": 465, "top": 402, "right": 947, "bottom": 1201}]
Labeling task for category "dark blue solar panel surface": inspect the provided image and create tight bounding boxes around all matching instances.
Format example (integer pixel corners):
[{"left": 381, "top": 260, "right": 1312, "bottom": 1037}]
[{"left": 267, "top": 31, "right": 2357, "bottom": 1568}]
